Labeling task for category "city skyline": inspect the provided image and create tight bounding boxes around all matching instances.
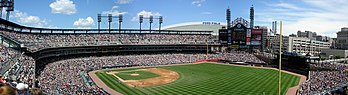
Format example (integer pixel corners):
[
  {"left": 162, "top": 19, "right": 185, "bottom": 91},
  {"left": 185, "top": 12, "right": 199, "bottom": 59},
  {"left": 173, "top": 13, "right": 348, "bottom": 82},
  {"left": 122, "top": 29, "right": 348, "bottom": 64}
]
[{"left": 2, "top": 0, "right": 348, "bottom": 37}]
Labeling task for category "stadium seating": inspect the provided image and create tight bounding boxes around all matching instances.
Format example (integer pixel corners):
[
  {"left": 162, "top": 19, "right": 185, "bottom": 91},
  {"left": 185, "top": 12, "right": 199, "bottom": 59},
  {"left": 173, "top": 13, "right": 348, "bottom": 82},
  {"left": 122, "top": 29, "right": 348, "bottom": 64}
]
[
  {"left": 298, "top": 63, "right": 348, "bottom": 95},
  {"left": 0, "top": 44, "right": 36, "bottom": 94},
  {"left": 7, "top": 29, "right": 348, "bottom": 94},
  {"left": 38, "top": 53, "right": 203, "bottom": 94},
  {"left": 0, "top": 30, "right": 213, "bottom": 52},
  {"left": 0, "top": 45, "right": 18, "bottom": 74}
]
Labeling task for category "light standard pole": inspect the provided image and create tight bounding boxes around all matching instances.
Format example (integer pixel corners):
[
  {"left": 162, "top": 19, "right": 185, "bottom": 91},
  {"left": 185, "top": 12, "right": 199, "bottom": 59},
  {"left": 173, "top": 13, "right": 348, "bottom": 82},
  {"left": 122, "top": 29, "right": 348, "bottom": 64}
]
[
  {"left": 118, "top": 14, "right": 123, "bottom": 33},
  {"left": 108, "top": 14, "right": 112, "bottom": 33},
  {"left": 278, "top": 21, "right": 283, "bottom": 95},
  {"left": 149, "top": 16, "right": 153, "bottom": 33},
  {"left": 206, "top": 39, "right": 209, "bottom": 60},
  {"left": 139, "top": 15, "right": 143, "bottom": 33},
  {"left": 97, "top": 14, "right": 101, "bottom": 33},
  {"left": 159, "top": 16, "right": 163, "bottom": 33},
  {"left": 97, "top": 14, "right": 123, "bottom": 33}
]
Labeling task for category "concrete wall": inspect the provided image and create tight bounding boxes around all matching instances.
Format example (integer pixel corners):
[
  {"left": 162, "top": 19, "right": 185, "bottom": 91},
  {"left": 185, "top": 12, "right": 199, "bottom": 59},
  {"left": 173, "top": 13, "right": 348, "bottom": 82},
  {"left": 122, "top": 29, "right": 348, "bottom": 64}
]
[{"left": 321, "top": 49, "right": 348, "bottom": 58}]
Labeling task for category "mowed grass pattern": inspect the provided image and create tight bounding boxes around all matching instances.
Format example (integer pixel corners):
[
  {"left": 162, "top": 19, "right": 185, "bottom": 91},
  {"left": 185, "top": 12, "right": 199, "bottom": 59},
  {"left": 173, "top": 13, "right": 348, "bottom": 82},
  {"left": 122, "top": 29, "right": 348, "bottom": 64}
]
[
  {"left": 96, "top": 63, "right": 300, "bottom": 95},
  {"left": 116, "top": 71, "right": 160, "bottom": 80}
]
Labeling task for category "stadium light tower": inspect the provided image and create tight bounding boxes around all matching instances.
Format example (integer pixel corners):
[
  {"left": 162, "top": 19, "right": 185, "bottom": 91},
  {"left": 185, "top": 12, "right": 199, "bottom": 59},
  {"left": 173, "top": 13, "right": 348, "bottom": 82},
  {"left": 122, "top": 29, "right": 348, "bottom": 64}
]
[
  {"left": 226, "top": 7, "right": 231, "bottom": 28},
  {"left": 118, "top": 14, "right": 123, "bottom": 33},
  {"left": 139, "top": 15, "right": 143, "bottom": 33},
  {"left": 141, "top": 15, "right": 162, "bottom": 33},
  {"left": 159, "top": 16, "right": 163, "bottom": 32},
  {"left": 149, "top": 16, "right": 153, "bottom": 33},
  {"left": 108, "top": 14, "right": 112, "bottom": 33},
  {"left": 0, "top": 0, "right": 14, "bottom": 20},
  {"left": 6, "top": 0, "right": 13, "bottom": 20},
  {"left": 97, "top": 14, "right": 101, "bottom": 33},
  {"left": 0, "top": 7, "right": 2, "bottom": 18},
  {"left": 97, "top": 14, "right": 123, "bottom": 33},
  {"left": 250, "top": 5, "right": 254, "bottom": 29}
]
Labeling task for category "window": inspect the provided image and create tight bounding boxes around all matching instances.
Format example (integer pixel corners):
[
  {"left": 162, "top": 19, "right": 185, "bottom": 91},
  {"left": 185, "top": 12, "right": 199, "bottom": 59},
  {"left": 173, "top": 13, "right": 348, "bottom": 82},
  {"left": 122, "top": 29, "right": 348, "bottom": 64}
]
[{"left": 338, "top": 40, "right": 346, "bottom": 43}]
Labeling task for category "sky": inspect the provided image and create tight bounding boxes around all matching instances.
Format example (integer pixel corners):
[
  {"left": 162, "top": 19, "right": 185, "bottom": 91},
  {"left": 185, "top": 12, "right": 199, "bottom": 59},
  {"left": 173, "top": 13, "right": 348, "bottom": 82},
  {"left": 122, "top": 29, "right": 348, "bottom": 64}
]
[{"left": 1, "top": 0, "right": 348, "bottom": 37}]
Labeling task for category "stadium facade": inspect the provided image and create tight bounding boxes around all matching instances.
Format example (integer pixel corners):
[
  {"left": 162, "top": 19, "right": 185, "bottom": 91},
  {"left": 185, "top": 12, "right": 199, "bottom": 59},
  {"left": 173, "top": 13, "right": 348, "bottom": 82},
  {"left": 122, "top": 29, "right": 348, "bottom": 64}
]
[
  {"left": 218, "top": 6, "right": 268, "bottom": 51},
  {"left": 2, "top": 1, "right": 348, "bottom": 94},
  {"left": 266, "top": 34, "right": 330, "bottom": 55},
  {"left": 337, "top": 27, "right": 348, "bottom": 49},
  {"left": 162, "top": 21, "right": 226, "bottom": 35}
]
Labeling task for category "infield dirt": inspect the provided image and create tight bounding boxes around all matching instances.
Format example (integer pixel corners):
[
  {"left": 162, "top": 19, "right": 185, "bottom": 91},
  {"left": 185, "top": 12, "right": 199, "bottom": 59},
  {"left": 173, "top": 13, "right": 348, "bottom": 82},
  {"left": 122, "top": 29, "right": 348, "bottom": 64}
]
[{"left": 120, "top": 68, "right": 179, "bottom": 87}]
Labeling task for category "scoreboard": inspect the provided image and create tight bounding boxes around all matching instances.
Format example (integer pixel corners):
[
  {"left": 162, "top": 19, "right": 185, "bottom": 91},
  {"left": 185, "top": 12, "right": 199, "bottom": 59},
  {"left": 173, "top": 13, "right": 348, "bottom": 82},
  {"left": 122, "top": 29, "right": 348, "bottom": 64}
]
[
  {"left": 232, "top": 23, "right": 247, "bottom": 46},
  {"left": 219, "top": 23, "right": 249, "bottom": 48},
  {"left": 218, "top": 29, "right": 229, "bottom": 45},
  {"left": 219, "top": 22, "right": 263, "bottom": 49}
]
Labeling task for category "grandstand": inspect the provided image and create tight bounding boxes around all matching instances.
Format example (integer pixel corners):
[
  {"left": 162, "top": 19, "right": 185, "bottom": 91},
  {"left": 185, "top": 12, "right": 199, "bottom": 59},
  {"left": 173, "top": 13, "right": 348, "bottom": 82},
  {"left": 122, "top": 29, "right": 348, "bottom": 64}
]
[
  {"left": 0, "top": 10, "right": 347, "bottom": 95},
  {"left": 0, "top": 17, "right": 219, "bottom": 94},
  {"left": 0, "top": 17, "right": 269, "bottom": 94}
]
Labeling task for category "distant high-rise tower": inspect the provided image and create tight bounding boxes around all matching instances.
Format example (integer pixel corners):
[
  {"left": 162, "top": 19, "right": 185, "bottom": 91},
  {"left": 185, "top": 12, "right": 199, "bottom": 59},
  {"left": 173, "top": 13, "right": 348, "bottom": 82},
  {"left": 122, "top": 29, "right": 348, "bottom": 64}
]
[
  {"left": 272, "top": 21, "right": 277, "bottom": 34},
  {"left": 226, "top": 7, "right": 231, "bottom": 28},
  {"left": 250, "top": 5, "right": 254, "bottom": 29}
]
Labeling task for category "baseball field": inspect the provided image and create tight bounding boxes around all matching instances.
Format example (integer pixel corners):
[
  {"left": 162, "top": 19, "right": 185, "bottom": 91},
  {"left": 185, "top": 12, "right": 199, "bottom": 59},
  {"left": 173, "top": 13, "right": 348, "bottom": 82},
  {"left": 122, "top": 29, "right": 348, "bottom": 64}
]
[{"left": 95, "top": 63, "right": 300, "bottom": 95}]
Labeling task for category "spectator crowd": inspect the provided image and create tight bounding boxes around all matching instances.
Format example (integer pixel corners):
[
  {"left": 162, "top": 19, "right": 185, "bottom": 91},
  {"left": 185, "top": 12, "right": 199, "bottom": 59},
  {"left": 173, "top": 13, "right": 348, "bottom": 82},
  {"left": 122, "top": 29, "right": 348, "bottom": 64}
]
[
  {"left": 0, "top": 31, "right": 214, "bottom": 52},
  {"left": 298, "top": 62, "right": 348, "bottom": 95},
  {"left": 0, "top": 30, "right": 266, "bottom": 94},
  {"left": 1, "top": 45, "right": 18, "bottom": 73},
  {"left": 0, "top": 44, "right": 38, "bottom": 94},
  {"left": 7, "top": 30, "right": 348, "bottom": 95},
  {"left": 37, "top": 52, "right": 266, "bottom": 94},
  {"left": 217, "top": 51, "right": 265, "bottom": 63},
  {"left": 38, "top": 53, "right": 205, "bottom": 94}
]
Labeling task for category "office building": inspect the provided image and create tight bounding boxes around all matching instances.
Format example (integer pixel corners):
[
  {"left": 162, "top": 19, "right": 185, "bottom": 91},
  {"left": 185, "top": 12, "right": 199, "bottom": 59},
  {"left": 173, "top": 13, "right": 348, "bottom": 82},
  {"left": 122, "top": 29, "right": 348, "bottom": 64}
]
[{"left": 337, "top": 27, "right": 348, "bottom": 49}]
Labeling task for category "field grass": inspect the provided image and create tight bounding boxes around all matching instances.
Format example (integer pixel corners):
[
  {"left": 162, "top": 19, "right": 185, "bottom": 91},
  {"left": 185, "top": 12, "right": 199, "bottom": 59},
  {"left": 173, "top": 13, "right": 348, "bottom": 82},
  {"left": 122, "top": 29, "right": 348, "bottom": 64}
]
[
  {"left": 95, "top": 63, "right": 300, "bottom": 95},
  {"left": 115, "top": 70, "right": 160, "bottom": 80}
]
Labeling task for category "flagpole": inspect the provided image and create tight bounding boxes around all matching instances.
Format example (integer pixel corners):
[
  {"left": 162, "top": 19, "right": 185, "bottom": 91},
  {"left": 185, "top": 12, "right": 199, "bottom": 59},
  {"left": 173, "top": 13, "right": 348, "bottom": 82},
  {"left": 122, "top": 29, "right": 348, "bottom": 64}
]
[{"left": 278, "top": 21, "right": 283, "bottom": 95}]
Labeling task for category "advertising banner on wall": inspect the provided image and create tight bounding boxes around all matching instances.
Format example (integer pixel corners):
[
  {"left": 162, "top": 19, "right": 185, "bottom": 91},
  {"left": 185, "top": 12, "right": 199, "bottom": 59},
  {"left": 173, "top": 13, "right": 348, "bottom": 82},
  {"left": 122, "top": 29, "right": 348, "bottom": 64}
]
[
  {"left": 246, "top": 38, "right": 251, "bottom": 45},
  {"left": 251, "top": 41, "right": 261, "bottom": 45},
  {"left": 247, "top": 29, "right": 251, "bottom": 37},
  {"left": 246, "top": 38, "right": 251, "bottom": 42},
  {"left": 240, "top": 45, "right": 249, "bottom": 48},
  {"left": 252, "top": 29, "right": 262, "bottom": 34},
  {"left": 251, "top": 35, "right": 261, "bottom": 40},
  {"left": 230, "top": 45, "right": 239, "bottom": 48}
]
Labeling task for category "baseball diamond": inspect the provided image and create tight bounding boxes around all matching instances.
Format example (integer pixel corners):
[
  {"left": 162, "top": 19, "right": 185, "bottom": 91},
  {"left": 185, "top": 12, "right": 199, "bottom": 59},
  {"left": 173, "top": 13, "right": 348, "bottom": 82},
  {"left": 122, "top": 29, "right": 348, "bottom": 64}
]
[
  {"left": 93, "top": 63, "right": 301, "bottom": 95},
  {"left": 108, "top": 69, "right": 160, "bottom": 80}
]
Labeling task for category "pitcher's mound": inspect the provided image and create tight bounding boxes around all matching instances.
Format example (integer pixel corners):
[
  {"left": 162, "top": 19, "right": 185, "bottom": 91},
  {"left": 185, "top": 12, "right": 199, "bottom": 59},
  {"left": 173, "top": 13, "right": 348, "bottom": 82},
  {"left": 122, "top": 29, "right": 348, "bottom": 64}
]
[
  {"left": 130, "top": 74, "right": 140, "bottom": 76},
  {"left": 123, "top": 68, "right": 180, "bottom": 87}
]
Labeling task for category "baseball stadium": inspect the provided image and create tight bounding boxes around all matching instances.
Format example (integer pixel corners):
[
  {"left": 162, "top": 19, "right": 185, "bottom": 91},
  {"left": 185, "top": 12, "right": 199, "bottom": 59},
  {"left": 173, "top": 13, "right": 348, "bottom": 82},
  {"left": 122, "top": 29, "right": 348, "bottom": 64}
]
[{"left": 1, "top": 0, "right": 348, "bottom": 95}]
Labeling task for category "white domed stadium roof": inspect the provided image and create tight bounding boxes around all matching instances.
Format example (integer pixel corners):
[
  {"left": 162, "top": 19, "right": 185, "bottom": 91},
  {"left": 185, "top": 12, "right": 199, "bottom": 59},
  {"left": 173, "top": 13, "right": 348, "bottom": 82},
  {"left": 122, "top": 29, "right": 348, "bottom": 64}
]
[{"left": 162, "top": 21, "right": 226, "bottom": 35}]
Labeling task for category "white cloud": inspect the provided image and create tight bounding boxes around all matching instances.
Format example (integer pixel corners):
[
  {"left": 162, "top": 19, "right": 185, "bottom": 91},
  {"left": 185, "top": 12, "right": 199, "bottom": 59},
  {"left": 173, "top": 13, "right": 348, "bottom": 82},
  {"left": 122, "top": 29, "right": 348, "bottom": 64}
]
[
  {"left": 192, "top": 0, "right": 205, "bottom": 7},
  {"left": 49, "top": 0, "right": 77, "bottom": 15},
  {"left": 201, "top": 12, "right": 212, "bottom": 15},
  {"left": 11, "top": 10, "right": 48, "bottom": 27},
  {"left": 116, "top": 0, "right": 132, "bottom": 4},
  {"left": 132, "top": 10, "right": 161, "bottom": 21},
  {"left": 257, "top": 1, "right": 348, "bottom": 38},
  {"left": 73, "top": 17, "right": 94, "bottom": 28},
  {"left": 102, "top": 6, "right": 127, "bottom": 16},
  {"left": 270, "top": 2, "right": 302, "bottom": 10}
]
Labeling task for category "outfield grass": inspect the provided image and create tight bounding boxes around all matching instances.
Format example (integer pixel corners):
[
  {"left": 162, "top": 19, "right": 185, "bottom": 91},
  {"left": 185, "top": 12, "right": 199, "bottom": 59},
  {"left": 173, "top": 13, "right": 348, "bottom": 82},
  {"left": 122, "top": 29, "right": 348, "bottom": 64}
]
[
  {"left": 95, "top": 63, "right": 300, "bottom": 95},
  {"left": 116, "top": 70, "right": 160, "bottom": 80}
]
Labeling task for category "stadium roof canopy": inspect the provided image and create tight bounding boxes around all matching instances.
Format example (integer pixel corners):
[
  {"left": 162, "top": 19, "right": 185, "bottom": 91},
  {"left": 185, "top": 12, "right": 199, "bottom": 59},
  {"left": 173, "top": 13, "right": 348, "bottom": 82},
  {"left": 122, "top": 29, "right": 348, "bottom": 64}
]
[{"left": 162, "top": 21, "right": 226, "bottom": 35}]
